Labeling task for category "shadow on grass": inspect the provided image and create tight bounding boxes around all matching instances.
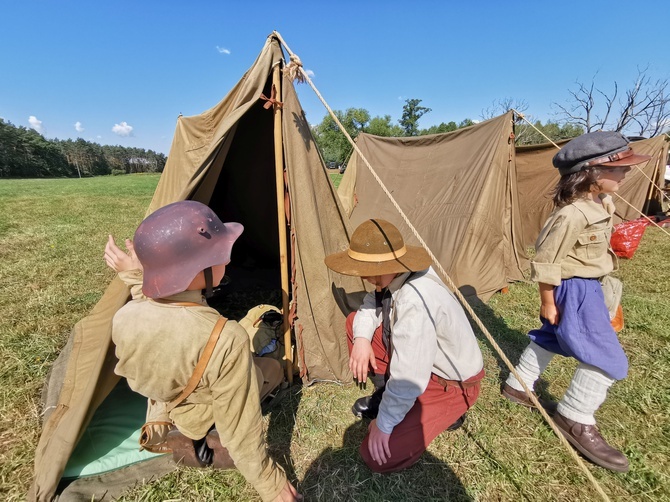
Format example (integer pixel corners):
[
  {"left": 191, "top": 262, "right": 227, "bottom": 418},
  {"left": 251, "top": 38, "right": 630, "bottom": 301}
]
[
  {"left": 460, "top": 286, "right": 556, "bottom": 402},
  {"left": 265, "top": 383, "right": 303, "bottom": 483},
  {"left": 300, "top": 420, "right": 472, "bottom": 501}
]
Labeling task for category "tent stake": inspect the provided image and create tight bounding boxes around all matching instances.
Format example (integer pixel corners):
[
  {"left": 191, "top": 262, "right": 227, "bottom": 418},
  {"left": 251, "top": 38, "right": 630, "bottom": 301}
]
[{"left": 272, "top": 63, "right": 294, "bottom": 384}]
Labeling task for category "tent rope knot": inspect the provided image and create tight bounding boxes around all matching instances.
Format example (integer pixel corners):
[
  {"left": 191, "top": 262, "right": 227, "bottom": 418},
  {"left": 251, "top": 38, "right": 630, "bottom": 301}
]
[
  {"left": 260, "top": 84, "right": 283, "bottom": 110},
  {"left": 283, "top": 54, "right": 306, "bottom": 83}
]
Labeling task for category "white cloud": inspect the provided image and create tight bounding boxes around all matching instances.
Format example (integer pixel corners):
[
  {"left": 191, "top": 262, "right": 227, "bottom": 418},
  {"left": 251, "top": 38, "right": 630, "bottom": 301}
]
[
  {"left": 74, "top": 121, "right": 84, "bottom": 133},
  {"left": 216, "top": 46, "right": 231, "bottom": 55},
  {"left": 97, "top": 135, "right": 102, "bottom": 139},
  {"left": 112, "top": 121, "right": 133, "bottom": 137},
  {"left": 305, "top": 69, "right": 315, "bottom": 78},
  {"left": 29, "top": 115, "right": 44, "bottom": 133}
]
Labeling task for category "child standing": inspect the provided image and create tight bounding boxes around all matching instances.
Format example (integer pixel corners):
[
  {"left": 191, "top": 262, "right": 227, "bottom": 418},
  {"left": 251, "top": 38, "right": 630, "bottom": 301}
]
[{"left": 502, "top": 131, "right": 651, "bottom": 472}]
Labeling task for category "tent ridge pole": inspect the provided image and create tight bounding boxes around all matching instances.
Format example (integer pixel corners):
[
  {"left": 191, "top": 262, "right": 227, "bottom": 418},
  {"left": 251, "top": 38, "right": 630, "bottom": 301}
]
[{"left": 272, "top": 63, "right": 293, "bottom": 384}]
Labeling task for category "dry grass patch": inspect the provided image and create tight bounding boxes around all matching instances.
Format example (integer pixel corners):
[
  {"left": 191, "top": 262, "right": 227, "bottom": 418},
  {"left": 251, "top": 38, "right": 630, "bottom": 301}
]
[{"left": 1, "top": 175, "right": 668, "bottom": 501}]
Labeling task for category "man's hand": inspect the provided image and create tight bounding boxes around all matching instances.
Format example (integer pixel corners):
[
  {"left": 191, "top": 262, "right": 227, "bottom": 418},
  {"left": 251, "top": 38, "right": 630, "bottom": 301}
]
[
  {"left": 104, "top": 234, "right": 142, "bottom": 272},
  {"left": 367, "top": 419, "right": 391, "bottom": 466},
  {"left": 271, "top": 481, "right": 302, "bottom": 502},
  {"left": 349, "top": 338, "right": 376, "bottom": 384}
]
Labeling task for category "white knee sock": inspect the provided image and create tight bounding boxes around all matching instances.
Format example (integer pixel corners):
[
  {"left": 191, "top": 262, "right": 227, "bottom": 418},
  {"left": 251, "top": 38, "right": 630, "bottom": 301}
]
[
  {"left": 506, "top": 342, "right": 555, "bottom": 391},
  {"left": 557, "top": 363, "right": 615, "bottom": 425}
]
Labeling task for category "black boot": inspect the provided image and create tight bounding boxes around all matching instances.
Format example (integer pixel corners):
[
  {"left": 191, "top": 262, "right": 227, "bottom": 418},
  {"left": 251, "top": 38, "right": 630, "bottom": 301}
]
[
  {"left": 352, "top": 385, "right": 385, "bottom": 419},
  {"left": 446, "top": 413, "right": 467, "bottom": 431}
]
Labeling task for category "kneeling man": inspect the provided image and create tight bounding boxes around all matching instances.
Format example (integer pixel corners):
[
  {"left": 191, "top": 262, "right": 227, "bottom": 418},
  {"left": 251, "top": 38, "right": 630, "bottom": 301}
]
[{"left": 325, "top": 219, "right": 484, "bottom": 472}]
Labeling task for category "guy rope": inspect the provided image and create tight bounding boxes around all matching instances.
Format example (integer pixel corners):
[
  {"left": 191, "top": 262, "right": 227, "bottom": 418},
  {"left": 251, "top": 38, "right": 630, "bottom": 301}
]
[{"left": 274, "top": 30, "right": 612, "bottom": 502}]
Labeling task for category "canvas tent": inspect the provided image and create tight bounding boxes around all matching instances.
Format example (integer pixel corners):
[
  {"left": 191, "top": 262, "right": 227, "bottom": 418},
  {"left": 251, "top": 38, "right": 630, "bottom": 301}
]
[
  {"left": 30, "top": 33, "right": 364, "bottom": 501},
  {"left": 338, "top": 112, "right": 528, "bottom": 301},
  {"left": 338, "top": 117, "right": 670, "bottom": 301},
  {"left": 516, "top": 134, "right": 670, "bottom": 249}
]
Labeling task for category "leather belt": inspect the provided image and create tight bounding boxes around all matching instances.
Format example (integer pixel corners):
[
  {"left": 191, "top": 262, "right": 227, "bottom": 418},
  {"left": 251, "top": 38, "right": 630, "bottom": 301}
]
[{"left": 432, "top": 368, "right": 485, "bottom": 391}]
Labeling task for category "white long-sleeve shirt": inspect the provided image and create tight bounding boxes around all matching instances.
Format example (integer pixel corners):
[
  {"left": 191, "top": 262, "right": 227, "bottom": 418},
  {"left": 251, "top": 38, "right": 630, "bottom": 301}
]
[{"left": 352, "top": 267, "right": 484, "bottom": 434}]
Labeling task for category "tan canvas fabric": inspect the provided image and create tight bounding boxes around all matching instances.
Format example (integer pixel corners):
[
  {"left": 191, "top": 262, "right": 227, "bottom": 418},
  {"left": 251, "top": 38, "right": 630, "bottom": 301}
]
[
  {"left": 338, "top": 112, "right": 527, "bottom": 301},
  {"left": 31, "top": 34, "right": 363, "bottom": 501},
  {"left": 516, "top": 135, "right": 670, "bottom": 249},
  {"left": 30, "top": 278, "right": 130, "bottom": 501}
]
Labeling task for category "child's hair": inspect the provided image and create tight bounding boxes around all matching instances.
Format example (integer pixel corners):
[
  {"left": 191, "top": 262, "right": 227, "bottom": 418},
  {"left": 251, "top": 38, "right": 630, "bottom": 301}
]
[{"left": 551, "top": 166, "right": 601, "bottom": 207}]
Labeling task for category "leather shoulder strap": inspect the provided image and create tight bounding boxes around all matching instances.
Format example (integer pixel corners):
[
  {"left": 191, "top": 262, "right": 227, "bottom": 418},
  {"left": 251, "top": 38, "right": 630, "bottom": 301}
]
[{"left": 167, "top": 316, "right": 228, "bottom": 412}]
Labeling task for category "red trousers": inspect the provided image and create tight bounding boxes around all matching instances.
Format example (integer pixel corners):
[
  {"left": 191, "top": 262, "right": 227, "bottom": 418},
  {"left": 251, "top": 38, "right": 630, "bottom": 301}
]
[{"left": 346, "top": 312, "right": 484, "bottom": 473}]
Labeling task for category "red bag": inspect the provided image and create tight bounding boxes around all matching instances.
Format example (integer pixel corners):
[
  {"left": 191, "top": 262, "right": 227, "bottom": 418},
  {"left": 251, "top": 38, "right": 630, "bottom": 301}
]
[{"left": 610, "top": 217, "right": 653, "bottom": 259}]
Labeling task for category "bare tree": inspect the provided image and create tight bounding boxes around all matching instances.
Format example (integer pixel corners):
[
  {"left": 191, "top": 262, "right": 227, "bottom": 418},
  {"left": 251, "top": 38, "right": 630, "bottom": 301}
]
[
  {"left": 480, "top": 97, "right": 528, "bottom": 121},
  {"left": 554, "top": 68, "right": 670, "bottom": 137}
]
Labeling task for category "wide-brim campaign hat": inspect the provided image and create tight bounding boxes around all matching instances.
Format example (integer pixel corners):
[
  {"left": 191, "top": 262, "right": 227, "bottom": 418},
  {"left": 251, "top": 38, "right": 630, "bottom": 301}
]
[
  {"left": 553, "top": 131, "right": 652, "bottom": 175},
  {"left": 324, "top": 219, "right": 432, "bottom": 276}
]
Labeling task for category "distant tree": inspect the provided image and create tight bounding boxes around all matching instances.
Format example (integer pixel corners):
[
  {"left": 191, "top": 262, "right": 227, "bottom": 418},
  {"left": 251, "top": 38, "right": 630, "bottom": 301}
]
[
  {"left": 514, "top": 120, "right": 583, "bottom": 146},
  {"left": 313, "top": 108, "right": 371, "bottom": 165},
  {"left": 399, "top": 99, "right": 431, "bottom": 136},
  {"left": 420, "top": 122, "right": 458, "bottom": 135},
  {"left": 481, "top": 97, "right": 529, "bottom": 120},
  {"left": 554, "top": 68, "right": 670, "bottom": 137},
  {"left": 367, "top": 115, "right": 404, "bottom": 137}
]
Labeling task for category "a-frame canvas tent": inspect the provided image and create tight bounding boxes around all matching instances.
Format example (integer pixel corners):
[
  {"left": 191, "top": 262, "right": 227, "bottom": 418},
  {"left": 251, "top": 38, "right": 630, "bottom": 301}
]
[
  {"left": 516, "top": 135, "right": 670, "bottom": 249},
  {"left": 337, "top": 112, "right": 528, "bottom": 301},
  {"left": 30, "top": 34, "right": 363, "bottom": 501}
]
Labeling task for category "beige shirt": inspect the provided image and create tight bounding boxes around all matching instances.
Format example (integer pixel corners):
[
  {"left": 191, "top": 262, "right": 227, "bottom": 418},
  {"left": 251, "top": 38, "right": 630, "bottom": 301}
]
[
  {"left": 531, "top": 194, "right": 618, "bottom": 286},
  {"left": 112, "top": 274, "right": 285, "bottom": 501}
]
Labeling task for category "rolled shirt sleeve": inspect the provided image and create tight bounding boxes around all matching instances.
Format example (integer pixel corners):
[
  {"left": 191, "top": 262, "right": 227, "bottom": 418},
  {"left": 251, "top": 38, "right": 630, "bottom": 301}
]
[
  {"left": 530, "top": 210, "right": 586, "bottom": 286},
  {"left": 352, "top": 291, "right": 382, "bottom": 342},
  {"left": 118, "top": 269, "right": 146, "bottom": 300}
]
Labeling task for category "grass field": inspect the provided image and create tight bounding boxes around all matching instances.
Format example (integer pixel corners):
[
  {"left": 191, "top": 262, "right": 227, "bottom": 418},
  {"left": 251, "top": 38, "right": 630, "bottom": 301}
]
[{"left": 1, "top": 174, "right": 668, "bottom": 501}]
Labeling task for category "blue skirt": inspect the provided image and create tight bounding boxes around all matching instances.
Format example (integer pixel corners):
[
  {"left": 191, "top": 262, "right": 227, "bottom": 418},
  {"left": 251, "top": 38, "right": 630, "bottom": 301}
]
[{"left": 528, "top": 277, "right": 628, "bottom": 380}]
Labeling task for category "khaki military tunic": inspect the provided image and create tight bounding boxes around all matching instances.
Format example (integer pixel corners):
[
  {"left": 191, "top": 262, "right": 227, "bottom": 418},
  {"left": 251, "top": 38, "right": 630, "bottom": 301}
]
[
  {"left": 531, "top": 194, "right": 618, "bottom": 286},
  {"left": 112, "top": 281, "right": 285, "bottom": 501}
]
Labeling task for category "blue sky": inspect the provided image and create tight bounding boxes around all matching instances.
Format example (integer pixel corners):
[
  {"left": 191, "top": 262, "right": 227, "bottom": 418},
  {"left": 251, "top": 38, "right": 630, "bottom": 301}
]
[{"left": 1, "top": 1, "right": 668, "bottom": 155}]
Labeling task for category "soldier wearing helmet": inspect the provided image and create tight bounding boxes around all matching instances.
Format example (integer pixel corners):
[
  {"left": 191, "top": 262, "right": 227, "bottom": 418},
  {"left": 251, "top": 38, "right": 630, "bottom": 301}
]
[{"left": 106, "top": 201, "right": 301, "bottom": 502}]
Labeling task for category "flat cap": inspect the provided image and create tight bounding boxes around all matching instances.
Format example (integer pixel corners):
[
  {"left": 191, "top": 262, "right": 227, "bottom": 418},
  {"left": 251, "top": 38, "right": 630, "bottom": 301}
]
[{"left": 553, "top": 131, "right": 651, "bottom": 175}]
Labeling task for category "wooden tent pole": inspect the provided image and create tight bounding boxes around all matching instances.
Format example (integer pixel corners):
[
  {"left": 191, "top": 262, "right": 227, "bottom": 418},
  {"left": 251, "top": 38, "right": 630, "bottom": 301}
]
[{"left": 272, "top": 63, "right": 293, "bottom": 384}]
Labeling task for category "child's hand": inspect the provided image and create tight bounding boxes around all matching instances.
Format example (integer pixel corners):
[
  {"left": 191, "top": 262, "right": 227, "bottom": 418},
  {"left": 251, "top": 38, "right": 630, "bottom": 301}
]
[
  {"left": 540, "top": 303, "right": 560, "bottom": 325},
  {"left": 349, "top": 338, "right": 377, "bottom": 385},
  {"left": 104, "top": 235, "right": 142, "bottom": 272}
]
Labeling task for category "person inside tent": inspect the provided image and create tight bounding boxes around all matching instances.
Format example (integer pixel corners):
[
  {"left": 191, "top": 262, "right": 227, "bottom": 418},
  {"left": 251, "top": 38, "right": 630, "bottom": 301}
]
[
  {"left": 104, "top": 200, "right": 301, "bottom": 502},
  {"left": 324, "top": 219, "right": 485, "bottom": 472},
  {"left": 502, "top": 131, "right": 651, "bottom": 473}
]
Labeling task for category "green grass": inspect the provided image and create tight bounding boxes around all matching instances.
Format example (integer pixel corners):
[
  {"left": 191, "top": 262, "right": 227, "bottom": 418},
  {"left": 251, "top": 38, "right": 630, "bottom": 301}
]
[
  {"left": 329, "top": 172, "right": 343, "bottom": 189},
  {"left": 1, "top": 175, "right": 669, "bottom": 501}
]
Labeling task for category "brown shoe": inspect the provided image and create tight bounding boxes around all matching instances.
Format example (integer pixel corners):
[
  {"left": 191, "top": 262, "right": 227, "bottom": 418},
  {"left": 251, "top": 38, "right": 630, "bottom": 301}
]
[
  {"left": 501, "top": 383, "right": 558, "bottom": 415},
  {"left": 553, "top": 413, "right": 629, "bottom": 472},
  {"left": 206, "top": 430, "right": 235, "bottom": 469},
  {"left": 166, "top": 429, "right": 209, "bottom": 468}
]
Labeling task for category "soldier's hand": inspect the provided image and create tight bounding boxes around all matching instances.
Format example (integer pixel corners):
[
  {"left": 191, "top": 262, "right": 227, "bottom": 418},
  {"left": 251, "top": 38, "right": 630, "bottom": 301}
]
[
  {"left": 271, "top": 481, "right": 302, "bottom": 501},
  {"left": 104, "top": 235, "right": 142, "bottom": 272}
]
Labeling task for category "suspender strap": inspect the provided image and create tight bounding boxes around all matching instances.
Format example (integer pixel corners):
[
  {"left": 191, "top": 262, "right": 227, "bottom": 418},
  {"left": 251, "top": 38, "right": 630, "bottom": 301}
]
[{"left": 167, "top": 316, "right": 228, "bottom": 412}]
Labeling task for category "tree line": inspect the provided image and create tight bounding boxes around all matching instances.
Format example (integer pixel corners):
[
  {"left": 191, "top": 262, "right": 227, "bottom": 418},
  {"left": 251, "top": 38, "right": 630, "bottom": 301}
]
[
  {"left": 313, "top": 99, "right": 584, "bottom": 166},
  {"left": 314, "top": 70, "right": 669, "bottom": 167},
  {"left": 0, "top": 119, "right": 167, "bottom": 178}
]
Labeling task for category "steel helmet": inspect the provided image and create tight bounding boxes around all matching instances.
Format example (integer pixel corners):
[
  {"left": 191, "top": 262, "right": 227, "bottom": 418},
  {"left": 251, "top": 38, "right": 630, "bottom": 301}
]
[{"left": 133, "top": 200, "right": 243, "bottom": 299}]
